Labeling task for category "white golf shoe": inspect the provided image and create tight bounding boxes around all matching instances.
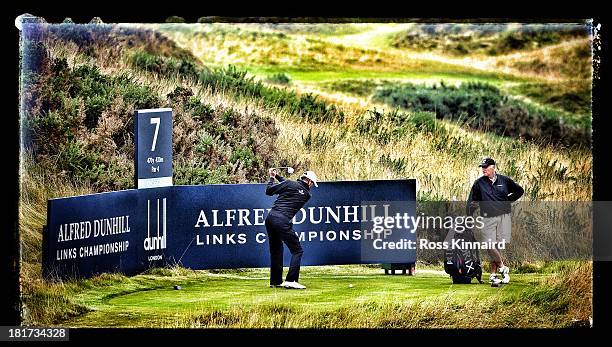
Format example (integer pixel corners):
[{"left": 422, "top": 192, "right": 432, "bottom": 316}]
[
  {"left": 282, "top": 281, "right": 306, "bottom": 289},
  {"left": 499, "top": 266, "right": 510, "bottom": 284},
  {"left": 489, "top": 274, "right": 501, "bottom": 285}
]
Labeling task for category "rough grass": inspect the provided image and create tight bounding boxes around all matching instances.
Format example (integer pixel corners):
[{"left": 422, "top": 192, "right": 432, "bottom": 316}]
[
  {"left": 19, "top": 152, "right": 95, "bottom": 282},
  {"left": 495, "top": 38, "right": 593, "bottom": 81}
]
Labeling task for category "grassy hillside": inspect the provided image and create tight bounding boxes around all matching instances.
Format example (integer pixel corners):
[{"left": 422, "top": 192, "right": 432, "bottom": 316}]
[
  {"left": 156, "top": 23, "right": 592, "bottom": 147},
  {"left": 19, "top": 22, "right": 593, "bottom": 328}
]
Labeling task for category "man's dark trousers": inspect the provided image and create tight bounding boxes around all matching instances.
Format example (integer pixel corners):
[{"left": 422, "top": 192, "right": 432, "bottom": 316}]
[{"left": 265, "top": 210, "right": 304, "bottom": 285}]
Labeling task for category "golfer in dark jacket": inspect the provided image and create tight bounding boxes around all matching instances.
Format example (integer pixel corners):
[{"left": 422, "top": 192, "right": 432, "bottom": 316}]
[
  {"left": 467, "top": 157, "right": 524, "bottom": 285},
  {"left": 265, "top": 169, "right": 318, "bottom": 289}
]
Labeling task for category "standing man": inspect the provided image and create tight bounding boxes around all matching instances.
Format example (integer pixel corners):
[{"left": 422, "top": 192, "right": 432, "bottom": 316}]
[
  {"left": 265, "top": 168, "right": 319, "bottom": 289},
  {"left": 467, "top": 157, "right": 524, "bottom": 285}
]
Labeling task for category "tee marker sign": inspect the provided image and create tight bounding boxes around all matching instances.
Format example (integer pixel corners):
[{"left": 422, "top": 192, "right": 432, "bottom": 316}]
[{"left": 135, "top": 108, "right": 173, "bottom": 189}]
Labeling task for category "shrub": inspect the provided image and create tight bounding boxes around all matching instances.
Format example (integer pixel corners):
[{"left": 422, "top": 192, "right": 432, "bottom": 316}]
[
  {"left": 195, "top": 131, "right": 215, "bottom": 155},
  {"left": 408, "top": 111, "right": 436, "bottom": 133},
  {"left": 57, "top": 140, "right": 106, "bottom": 182},
  {"left": 174, "top": 164, "right": 231, "bottom": 185},
  {"left": 130, "top": 51, "right": 198, "bottom": 79},
  {"left": 266, "top": 72, "right": 291, "bottom": 85},
  {"left": 23, "top": 54, "right": 166, "bottom": 190},
  {"left": 229, "top": 147, "right": 259, "bottom": 170}
]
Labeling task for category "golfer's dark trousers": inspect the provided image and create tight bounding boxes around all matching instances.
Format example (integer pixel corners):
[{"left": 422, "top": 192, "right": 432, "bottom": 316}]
[{"left": 265, "top": 210, "right": 303, "bottom": 285}]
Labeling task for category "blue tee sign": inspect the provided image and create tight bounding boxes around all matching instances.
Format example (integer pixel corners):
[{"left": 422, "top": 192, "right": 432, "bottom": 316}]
[
  {"left": 42, "top": 180, "right": 416, "bottom": 279},
  {"left": 134, "top": 108, "right": 173, "bottom": 189}
]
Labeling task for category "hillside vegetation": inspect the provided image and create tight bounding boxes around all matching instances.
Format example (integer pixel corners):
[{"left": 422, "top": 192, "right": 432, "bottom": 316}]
[
  {"left": 390, "top": 23, "right": 590, "bottom": 56},
  {"left": 157, "top": 23, "right": 592, "bottom": 147}
]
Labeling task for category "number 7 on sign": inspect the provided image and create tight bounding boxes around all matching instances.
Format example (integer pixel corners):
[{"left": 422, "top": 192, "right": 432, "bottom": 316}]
[{"left": 150, "top": 117, "right": 160, "bottom": 151}]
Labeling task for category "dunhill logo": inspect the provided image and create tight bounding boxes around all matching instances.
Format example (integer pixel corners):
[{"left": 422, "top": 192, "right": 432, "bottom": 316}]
[{"left": 144, "top": 198, "right": 167, "bottom": 251}]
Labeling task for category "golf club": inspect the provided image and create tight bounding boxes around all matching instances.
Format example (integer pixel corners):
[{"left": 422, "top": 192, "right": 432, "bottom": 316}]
[{"left": 269, "top": 166, "right": 294, "bottom": 174}]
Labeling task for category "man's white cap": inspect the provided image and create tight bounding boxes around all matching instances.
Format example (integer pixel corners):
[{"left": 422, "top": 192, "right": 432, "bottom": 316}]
[{"left": 301, "top": 170, "right": 318, "bottom": 187}]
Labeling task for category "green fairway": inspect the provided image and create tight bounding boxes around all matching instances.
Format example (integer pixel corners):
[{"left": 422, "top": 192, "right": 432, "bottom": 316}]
[
  {"left": 243, "top": 65, "right": 533, "bottom": 85},
  {"left": 55, "top": 265, "right": 569, "bottom": 328}
]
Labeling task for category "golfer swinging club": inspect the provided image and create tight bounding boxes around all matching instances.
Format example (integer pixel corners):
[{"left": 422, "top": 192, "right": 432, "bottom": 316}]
[
  {"left": 467, "top": 157, "right": 523, "bottom": 286},
  {"left": 264, "top": 168, "right": 318, "bottom": 289}
]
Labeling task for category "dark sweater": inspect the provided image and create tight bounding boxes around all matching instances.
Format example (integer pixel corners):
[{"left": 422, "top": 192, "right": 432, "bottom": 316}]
[
  {"left": 466, "top": 174, "right": 524, "bottom": 217},
  {"left": 266, "top": 175, "right": 311, "bottom": 220}
]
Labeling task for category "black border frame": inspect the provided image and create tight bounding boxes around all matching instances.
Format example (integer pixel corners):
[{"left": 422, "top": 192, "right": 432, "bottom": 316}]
[{"left": 5, "top": 3, "right": 610, "bottom": 339}]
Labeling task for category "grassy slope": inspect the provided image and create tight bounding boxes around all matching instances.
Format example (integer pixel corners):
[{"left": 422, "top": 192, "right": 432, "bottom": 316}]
[{"left": 272, "top": 98, "right": 591, "bottom": 202}]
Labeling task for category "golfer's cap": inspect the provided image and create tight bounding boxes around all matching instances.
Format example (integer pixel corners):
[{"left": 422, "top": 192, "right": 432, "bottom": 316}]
[
  {"left": 301, "top": 170, "right": 318, "bottom": 187},
  {"left": 478, "top": 157, "right": 495, "bottom": 168}
]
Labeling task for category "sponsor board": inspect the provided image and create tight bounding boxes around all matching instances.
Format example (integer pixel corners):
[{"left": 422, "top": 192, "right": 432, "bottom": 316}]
[{"left": 43, "top": 180, "right": 416, "bottom": 279}]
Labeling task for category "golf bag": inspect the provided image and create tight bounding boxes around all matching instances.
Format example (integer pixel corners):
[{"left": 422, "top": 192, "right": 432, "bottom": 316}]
[{"left": 443, "top": 226, "right": 483, "bottom": 284}]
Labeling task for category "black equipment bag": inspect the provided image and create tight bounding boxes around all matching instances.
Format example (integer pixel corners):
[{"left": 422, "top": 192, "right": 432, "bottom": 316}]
[{"left": 443, "top": 227, "right": 483, "bottom": 284}]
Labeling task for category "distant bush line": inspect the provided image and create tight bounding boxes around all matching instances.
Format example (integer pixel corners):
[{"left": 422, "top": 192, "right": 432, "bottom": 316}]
[{"left": 372, "top": 82, "right": 590, "bottom": 148}]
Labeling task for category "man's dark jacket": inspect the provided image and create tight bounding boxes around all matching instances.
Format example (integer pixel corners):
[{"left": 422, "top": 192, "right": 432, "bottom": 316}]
[
  {"left": 466, "top": 174, "right": 524, "bottom": 217},
  {"left": 266, "top": 175, "right": 311, "bottom": 220}
]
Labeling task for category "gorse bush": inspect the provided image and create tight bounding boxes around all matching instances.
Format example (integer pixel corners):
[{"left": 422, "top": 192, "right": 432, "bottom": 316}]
[
  {"left": 265, "top": 72, "right": 291, "bottom": 85},
  {"left": 229, "top": 147, "right": 260, "bottom": 170},
  {"left": 373, "top": 82, "right": 590, "bottom": 147},
  {"left": 509, "top": 81, "right": 592, "bottom": 115},
  {"left": 24, "top": 55, "right": 164, "bottom": 189}
]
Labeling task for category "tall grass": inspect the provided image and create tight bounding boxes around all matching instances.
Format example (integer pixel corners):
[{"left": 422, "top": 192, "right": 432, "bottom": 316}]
[{"left": 123, "top": 50, "right": 592, "bottom": 203}]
